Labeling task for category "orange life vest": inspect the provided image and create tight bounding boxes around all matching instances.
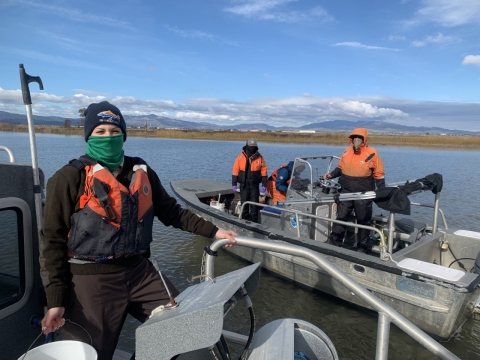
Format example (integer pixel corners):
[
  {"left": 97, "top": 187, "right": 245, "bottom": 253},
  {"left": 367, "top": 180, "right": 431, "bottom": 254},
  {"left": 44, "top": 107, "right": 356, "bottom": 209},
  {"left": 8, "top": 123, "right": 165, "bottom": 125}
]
[
  {"left": 267, "top": 163, "right": 290, "bottom": 204},
  {"left": 68, "top": 159, "right": 154, "bottom": 262}
]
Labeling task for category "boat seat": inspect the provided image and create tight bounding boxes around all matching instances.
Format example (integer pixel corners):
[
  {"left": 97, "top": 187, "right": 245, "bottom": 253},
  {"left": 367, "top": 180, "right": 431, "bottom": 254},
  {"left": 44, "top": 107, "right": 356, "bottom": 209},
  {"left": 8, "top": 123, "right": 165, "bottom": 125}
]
[{"left": 395, "top": 218, "right": 427, "bottom": 243}]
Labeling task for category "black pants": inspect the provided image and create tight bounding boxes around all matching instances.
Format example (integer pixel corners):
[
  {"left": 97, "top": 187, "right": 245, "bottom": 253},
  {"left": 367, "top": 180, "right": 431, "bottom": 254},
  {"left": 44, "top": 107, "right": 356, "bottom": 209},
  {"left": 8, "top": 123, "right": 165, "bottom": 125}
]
[
  {"left": 63, "top": 257, "right": 179, "bottom": 360},
  {"left": 240, "top": 182, "right": 260, "bottom": 222},
  {"left": 330, "top": 199, "right": 373, "bottom": 249}
]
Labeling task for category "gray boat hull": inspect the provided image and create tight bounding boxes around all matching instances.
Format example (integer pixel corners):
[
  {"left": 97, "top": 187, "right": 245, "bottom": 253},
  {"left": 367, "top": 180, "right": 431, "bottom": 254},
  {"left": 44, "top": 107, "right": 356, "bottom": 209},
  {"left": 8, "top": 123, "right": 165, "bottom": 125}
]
[{"left": 171, "top": 179, "right": 480, "bottom": 339}]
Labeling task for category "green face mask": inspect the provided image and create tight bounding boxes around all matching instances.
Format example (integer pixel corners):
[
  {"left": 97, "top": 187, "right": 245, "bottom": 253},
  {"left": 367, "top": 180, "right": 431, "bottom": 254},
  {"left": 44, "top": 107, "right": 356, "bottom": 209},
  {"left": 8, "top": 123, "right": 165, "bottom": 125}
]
[{"left": 86, "top": 134, "right": 124, "bottom": 172}]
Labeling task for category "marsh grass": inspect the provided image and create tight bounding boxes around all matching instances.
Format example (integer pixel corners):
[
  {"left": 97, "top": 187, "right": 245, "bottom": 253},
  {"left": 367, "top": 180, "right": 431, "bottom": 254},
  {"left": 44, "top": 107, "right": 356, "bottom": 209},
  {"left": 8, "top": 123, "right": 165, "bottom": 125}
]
[{"left": 1, "top": 123, "right": 479, "bottom": 149}]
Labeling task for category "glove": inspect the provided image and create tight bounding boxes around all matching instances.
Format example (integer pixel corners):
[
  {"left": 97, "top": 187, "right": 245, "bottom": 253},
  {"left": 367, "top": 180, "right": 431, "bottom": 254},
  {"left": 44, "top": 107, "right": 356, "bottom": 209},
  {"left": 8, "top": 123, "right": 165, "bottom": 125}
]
[
  {"left": 232, "top": 185, "right": 237, "bottom": 192},
  {"left": 261, "top": 186, "right": 266, "bottom": 193}
]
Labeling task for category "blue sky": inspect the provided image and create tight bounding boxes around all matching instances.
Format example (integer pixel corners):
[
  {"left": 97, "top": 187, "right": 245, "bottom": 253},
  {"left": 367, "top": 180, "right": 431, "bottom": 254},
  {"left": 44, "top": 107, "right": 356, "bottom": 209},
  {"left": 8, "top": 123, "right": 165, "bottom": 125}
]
[{"left": 1, "top": 0, "right": 480, "bottom": 130}]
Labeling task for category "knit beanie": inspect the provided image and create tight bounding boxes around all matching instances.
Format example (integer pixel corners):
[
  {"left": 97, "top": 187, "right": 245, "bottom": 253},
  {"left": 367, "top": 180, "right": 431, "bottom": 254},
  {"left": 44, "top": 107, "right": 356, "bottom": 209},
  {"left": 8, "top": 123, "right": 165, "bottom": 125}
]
[{"left": 83, "top": 101, "right": 127, "bottom": 142}]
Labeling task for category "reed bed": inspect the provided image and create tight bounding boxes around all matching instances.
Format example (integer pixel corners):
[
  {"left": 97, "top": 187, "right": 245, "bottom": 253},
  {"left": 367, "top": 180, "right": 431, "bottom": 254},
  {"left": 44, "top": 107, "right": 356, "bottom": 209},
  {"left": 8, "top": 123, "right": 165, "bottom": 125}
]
[{"left": 1, "top": 123, "right": 479, "bottom": 149}]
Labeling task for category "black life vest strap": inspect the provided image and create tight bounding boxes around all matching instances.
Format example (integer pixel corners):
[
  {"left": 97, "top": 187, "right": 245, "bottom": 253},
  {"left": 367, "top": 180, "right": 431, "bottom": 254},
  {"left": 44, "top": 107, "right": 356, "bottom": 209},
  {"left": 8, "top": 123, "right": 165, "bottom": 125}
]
[
  {"left": 365, "top": 153, "right": 376, "bottom": 162},
  {"left": 92, "top": 177, "right": 117, "bottom": 221},
  {"left": 68, "top": 155, "right": 97, "bottom": 169}
]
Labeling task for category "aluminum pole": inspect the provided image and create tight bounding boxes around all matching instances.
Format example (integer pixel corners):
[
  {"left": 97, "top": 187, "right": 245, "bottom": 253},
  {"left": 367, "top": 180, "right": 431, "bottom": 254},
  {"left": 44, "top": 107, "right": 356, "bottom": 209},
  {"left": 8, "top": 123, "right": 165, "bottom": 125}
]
[
  {"left": 19, "top": 64, "right": 44, "bottom": 234},
  {"left": 432, "top": 192, "right": 440, "bottom": 234},
  {"left": 205, "top": 237, "right": 459, "bottom": 360},
  {"left": 0, "top": 146, "right": 15, "bottom": 162},
  {"left": 376, "top": 312, "right": 391, "bottom": 360}
]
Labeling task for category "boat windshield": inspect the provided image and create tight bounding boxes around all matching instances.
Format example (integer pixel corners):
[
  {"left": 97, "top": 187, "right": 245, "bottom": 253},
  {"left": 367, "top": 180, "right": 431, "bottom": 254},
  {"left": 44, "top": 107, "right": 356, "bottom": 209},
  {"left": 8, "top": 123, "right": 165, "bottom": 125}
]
[{"left": 289, "top": 156, "right": 340, "bottom": 196}]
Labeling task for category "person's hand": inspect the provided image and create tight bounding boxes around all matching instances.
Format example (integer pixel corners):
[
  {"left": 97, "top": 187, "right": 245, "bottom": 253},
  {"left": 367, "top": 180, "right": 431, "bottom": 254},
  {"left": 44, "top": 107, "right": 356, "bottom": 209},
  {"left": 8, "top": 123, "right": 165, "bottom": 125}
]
[
  {"left": 261, "top": 186, "right": 266, "bottom": 193},
  {"left": 214, "top": 229, "right": 237, "bottom": 248},
  {"left": 41, "top": 307, "right": 65, "bottom": 334},
  {"left": 323, "top": 173, "right": 332, "bottom": 180},
  {"left": 232, "top": 185, "right": 237, "bottom": 192}
]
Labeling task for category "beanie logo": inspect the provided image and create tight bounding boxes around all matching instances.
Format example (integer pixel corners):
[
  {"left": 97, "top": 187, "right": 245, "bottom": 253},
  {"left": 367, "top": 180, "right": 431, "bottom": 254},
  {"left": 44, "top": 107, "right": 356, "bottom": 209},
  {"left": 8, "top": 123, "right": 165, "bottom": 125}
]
[{"left": 97, "top": 110, "right": 120, "bottom": 124}]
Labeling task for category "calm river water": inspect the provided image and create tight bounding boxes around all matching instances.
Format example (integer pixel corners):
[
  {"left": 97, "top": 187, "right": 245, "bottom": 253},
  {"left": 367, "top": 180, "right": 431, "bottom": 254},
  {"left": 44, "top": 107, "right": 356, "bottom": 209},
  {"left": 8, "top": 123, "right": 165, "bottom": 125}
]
[{"left": 1, "top": 131, "right": 479, "bottom": 359}]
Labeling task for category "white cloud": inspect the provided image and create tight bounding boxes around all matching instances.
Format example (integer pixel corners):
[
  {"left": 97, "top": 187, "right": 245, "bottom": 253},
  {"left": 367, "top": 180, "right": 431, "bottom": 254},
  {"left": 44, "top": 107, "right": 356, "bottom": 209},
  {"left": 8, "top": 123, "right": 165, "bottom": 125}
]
[
  {"left": 407, "top": 0, "right": 480, "bottom": 27},
  {"left": 15, "top": 0, "right": 134, "bottom": 30},
  {"left": 164, "top": 25, "right": 239, "bottom": 46},
  {"left": 2, "top": 88, "right": 480, "bottom": 131},
  {"left": 3, "top": 47, "right": 108, "bottom": 70},
  {"left": 332, "top": 42, "right": 401, "bottom": 51},
  {"left": 411, "top": 33, "right": 455, "bottom": 47},
  {"left": 223, "top": 0, "right": 333, "bottom": 23},
  {"left": 388, "top": 35, "right": 406, "bottom": 41},
  {"left": 462, "top": 55, "right": 480, "bottom": 67}
]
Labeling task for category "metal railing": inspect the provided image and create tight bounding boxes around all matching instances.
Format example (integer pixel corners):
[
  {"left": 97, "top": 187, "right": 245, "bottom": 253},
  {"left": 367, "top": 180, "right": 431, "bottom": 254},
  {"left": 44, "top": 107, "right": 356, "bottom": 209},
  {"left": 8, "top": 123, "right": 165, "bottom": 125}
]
[
  {"left": 239, "top": 183, "right": 447, "bottom": 259},
  {"left": 0, "top": 146, "right": 15, "bottom": 163},
  {"left": 204, "top": 237, "right": 460, "bottom": 360},
  {"left": 239, "top": 200, "right": 389, "bottom": 259}
]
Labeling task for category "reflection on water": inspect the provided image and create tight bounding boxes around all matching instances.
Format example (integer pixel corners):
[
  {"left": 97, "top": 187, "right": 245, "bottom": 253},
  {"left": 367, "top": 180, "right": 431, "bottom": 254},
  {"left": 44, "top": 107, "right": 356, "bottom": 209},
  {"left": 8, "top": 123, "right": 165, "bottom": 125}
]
[{"left": 1, "top": 132, "right": 479, "bottom": 359}]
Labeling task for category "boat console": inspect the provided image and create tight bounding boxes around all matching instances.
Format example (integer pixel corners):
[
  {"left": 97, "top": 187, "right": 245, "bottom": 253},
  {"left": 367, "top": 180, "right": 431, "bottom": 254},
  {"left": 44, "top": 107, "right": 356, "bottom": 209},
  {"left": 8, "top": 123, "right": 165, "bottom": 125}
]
[{"left": 136, "top": 263, "right": 338, "bottom": 360}]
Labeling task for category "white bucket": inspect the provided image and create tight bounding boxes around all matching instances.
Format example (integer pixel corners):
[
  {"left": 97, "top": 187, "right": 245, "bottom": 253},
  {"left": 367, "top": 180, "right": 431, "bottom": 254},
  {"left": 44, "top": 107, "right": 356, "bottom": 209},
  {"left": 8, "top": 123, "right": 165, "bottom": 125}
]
[
  {"left": 18, "top": 340, "right": 97, "bottom": 360},
  {"left": 209, "top": 201, "right": 225, "bottom": 212}
]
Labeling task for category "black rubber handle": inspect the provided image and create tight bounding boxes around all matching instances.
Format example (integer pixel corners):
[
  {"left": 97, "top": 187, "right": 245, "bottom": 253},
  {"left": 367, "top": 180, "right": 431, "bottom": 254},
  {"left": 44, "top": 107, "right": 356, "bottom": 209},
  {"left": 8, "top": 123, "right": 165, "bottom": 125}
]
[{"left": 19, "top": 64, "right": 44, "bottom": 105}]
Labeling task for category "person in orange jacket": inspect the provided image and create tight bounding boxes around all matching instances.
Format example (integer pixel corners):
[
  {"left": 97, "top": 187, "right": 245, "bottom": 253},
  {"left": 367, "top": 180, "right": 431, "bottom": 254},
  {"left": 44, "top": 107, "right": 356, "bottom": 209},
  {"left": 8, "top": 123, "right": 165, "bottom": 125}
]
[
  {"left": 323, "top": 128, "right": 385, "bottom": 253},
  {"left": 232, "top": 138, "right": 268, "bottom": 222},
  {"left": 267, "top": 161, "right": 294, "bottom": 205},
  {"left": 266, "top": 161, "right": 307, "bottom": 204}
]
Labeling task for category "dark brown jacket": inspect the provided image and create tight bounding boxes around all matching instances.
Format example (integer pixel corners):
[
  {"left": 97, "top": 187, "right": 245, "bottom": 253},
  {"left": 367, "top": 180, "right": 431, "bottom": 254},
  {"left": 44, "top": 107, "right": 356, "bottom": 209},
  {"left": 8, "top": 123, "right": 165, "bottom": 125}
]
[{"left": 40, "top": 155, "right": 217, "bottom": 308}]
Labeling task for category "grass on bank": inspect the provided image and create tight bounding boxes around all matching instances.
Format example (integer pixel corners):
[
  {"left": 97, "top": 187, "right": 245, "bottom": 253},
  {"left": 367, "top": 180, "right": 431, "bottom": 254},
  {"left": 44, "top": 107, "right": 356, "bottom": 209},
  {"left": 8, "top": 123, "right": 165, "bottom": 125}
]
[{"left": 1, "top": 123, "right": 480, "bottom": 149}]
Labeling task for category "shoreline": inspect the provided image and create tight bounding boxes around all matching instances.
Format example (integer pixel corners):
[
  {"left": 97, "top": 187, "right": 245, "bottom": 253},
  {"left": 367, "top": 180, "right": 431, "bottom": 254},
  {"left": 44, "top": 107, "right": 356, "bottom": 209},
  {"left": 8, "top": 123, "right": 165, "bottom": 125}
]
[{"left": 1, "top": 124, "right": 480, "bottom": 149}]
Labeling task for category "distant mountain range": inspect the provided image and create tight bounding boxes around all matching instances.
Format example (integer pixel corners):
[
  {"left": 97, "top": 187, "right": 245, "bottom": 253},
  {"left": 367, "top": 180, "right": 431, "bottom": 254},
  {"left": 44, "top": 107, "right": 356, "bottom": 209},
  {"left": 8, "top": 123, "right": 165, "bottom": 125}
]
[{"left": 1, "top": 110, "right": 478, "bottom": 135}]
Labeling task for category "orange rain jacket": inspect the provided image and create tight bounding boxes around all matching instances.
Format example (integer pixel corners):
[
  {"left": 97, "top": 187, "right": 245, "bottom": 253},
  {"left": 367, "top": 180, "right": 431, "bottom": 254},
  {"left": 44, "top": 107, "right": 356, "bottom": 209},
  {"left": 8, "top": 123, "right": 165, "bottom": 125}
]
[
  {"left": 330, "top": 128, "right": 385, "bottom": 192},
  {"left": 267, "top": 162, "right": 292, "bottom": 204},
  {"left": 232, "top": 147, "right": 268, "bottom": 186}
]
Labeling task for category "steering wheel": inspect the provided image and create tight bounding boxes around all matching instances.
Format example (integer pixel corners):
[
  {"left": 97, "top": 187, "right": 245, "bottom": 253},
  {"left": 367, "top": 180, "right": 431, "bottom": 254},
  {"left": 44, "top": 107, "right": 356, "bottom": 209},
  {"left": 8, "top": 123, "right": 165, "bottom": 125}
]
[{"left": 318, "top": 178, "right": 342, "bottom": 194}]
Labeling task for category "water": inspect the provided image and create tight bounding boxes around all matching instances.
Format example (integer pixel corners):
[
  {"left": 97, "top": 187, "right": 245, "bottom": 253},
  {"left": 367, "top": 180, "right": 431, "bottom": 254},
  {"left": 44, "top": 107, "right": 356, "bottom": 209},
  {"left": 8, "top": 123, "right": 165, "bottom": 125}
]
[{"left": 1, "top": 131, "right": 479, "bottom": 359}]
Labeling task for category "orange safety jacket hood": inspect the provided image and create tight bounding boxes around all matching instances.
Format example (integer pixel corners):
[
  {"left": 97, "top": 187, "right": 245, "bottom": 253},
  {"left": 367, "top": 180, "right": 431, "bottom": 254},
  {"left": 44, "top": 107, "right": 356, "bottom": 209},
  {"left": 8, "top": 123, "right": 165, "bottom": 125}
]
[
  {"left": 348, "top": 127, "right": 369, "bottom": 147},
  {"left": 68, "top": 158, "right": 154, "bottom": 262}
]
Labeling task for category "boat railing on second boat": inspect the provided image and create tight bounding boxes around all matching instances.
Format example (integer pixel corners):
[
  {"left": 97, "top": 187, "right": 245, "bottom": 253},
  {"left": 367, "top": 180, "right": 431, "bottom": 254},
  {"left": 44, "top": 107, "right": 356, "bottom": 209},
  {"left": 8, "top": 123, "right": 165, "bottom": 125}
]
[
  {"left": 239, "top": 200, "right": 391, "bottom": 259},
  {"left": 239, "top": 177, "right": 448, "bottom": 260},
  {"left": 203, "top": 236, "right": 461, "bottom": 360}
]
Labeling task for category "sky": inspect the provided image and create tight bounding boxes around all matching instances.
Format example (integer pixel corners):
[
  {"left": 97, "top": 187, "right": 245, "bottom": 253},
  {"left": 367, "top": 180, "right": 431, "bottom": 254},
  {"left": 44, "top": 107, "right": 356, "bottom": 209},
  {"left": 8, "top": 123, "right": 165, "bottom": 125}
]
[{"left": 1, "top": 0, "right": 480, "bottom": 131}]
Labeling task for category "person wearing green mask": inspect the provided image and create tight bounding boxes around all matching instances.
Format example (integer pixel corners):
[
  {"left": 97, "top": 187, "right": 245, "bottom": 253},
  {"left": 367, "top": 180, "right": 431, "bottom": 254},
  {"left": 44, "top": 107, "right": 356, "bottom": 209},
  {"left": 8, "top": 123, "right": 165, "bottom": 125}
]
[{"left": 39, "top": 101, "right": 237, "bottom": 359}]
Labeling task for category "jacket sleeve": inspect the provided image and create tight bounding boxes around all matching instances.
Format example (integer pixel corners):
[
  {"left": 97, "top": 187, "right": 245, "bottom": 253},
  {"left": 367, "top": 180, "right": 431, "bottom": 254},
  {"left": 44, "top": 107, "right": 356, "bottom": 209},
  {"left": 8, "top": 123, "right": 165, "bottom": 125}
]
[
  {"left": 148, "top": 167, "right": 217, "bottom": 238},
  {"left": 275, "top": 168, "right": 290, "bottom": 192},
  {"left": 329, "top": 167, "right": 342, "bottom": 179},
  {"left": 372, "top": 151, "right": 385, "bottom": 180},
  {"left": 261, "top": 156, "right": 268, "bottom": 187},
  {"left": 232, "top": 154, "right": 240, "bottom": 176},
  {"left": 40, "top": 166, "right": 83, "bottom": 308}
]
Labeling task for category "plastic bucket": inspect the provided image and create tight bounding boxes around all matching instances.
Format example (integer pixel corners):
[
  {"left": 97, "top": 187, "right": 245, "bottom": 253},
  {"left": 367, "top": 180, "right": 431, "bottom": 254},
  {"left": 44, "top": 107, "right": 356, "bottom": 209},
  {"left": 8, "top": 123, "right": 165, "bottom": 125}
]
[
  {"left": 18, "top": 340, "right": 97, "bottom": 360},
  {"left": 209, "top": 201, "right": 225, "bottom": 211}
]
